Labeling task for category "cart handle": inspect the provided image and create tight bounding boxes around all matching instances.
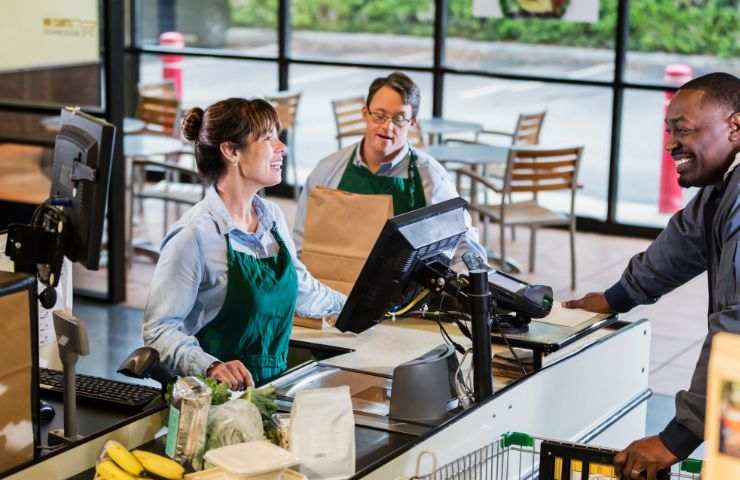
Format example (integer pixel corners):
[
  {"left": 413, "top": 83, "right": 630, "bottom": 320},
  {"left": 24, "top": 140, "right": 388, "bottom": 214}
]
[
  {"left": 680, "top": 458, "right": 702, "bottom": 474},
  {"left": 500, "top": 432, "right": 535, "bottom": 448}
]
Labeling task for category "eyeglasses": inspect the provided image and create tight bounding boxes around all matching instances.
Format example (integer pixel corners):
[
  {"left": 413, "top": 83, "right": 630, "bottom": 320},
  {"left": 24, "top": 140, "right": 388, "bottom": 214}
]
[{"left": 367, "top": 110, "right": 412, "bottom": 127}]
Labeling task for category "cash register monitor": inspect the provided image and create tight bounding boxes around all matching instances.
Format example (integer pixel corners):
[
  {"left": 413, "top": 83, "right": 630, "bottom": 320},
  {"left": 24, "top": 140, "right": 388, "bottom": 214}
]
[
  {"left": 50, "top": 107, "right": 115, "bottom": 270},
  {"left": 335, "top": 198, "right": 468, "bottom": 334}
]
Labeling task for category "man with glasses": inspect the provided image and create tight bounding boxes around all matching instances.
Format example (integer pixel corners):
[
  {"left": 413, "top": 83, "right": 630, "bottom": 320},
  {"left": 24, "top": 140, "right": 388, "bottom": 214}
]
[{"left": 292, "top": 71, "right": 486, "bottom": 271}]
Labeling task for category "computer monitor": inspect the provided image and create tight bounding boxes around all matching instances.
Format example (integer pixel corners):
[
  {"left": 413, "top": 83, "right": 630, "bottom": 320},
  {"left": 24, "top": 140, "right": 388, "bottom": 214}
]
[
  {"left": 335, "top": 197, "right": 469, "bottom": 334},
  {"left": 50, "top": 107, "right": 115, "bottom": 270},
  {"left": 5, "top": 107, "right": 115, "bottom": 294}
]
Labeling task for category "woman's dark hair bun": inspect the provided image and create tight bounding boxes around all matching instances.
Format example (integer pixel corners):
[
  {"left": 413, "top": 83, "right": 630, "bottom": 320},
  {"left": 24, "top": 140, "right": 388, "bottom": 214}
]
[{"left": 181, "top": 107, "right": 204, "bottom": 142}]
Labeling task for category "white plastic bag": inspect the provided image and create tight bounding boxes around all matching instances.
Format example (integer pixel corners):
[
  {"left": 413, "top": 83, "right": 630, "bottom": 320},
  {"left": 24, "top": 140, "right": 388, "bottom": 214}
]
[
  {"left": 288, "top": 386, "right": 355, "bottom": 480},
  {"left": 205, "top": 398, "right": 265, "bottom": 452}
]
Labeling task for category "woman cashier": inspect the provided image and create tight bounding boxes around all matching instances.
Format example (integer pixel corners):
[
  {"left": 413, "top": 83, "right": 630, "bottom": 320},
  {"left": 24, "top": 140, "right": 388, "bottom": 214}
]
[{"left": 142, "top": 98, "right": 345, "bottom": 389}]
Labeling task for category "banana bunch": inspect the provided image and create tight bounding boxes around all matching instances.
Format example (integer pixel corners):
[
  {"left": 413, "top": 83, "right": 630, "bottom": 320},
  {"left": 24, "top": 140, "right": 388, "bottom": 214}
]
[
  {"left": 95, "top": 440, "right": 185, "bottom": 480},
  {"left": 133, "top": 450, "right": 186, "bottom": 479}
]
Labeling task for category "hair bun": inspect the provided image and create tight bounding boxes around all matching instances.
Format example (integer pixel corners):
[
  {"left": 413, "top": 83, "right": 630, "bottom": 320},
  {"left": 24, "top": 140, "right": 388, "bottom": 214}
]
[{"left": 181, "top": 107, "right": 204, "bottom": 142}]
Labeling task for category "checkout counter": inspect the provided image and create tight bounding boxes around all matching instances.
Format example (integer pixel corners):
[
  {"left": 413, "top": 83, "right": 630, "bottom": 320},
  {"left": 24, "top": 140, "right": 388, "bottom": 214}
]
[
  {"left": 2, "top": 192, "right": 651, "bottom": 479},
  {"left": 4, "top": 310, "right": 652, "bottom": 480}
]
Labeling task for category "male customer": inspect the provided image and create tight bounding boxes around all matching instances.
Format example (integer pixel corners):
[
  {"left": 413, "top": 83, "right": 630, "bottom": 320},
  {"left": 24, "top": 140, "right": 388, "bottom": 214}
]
[{"left": 565, "top": 72, "right": 740, "bottom": 479}]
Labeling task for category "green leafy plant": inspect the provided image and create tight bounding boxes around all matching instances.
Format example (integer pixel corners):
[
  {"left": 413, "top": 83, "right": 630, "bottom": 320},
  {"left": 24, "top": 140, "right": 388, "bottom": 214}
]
[
  {"left": 164, "top": 376, "right": 231, "bottom": 406},
  {"left": 242, "top": 384, "right": 280, "bottom": 444},
  {"left": 228, "top": 0, "right": 739, "bottom": 57}
]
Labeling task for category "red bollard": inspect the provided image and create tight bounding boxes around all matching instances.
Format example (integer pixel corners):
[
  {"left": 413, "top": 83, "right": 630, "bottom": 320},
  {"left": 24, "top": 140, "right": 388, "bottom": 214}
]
[
  {"left": 159, "top": 31, "right": 185, "bottom": 101},
  {"left": 659, "top": 64, "right": 693, "bottom": 214}
]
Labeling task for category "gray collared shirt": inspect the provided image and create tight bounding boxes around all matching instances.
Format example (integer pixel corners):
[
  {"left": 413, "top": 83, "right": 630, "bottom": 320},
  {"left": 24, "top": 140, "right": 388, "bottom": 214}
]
[
  {"left": 142, "top": 187, "right": 346, "bottom": 377},
  {"left": 292, "top": 141, "right": 488, "bottom": 270},
  {"left": 605, "top": 160, "right": 740, "bottom": 458}
]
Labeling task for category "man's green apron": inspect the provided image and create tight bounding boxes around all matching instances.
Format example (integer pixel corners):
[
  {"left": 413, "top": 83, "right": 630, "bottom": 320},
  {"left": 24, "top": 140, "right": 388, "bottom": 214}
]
[
  {"left": 337, "top": 146, "right": 427, "bottom": 214},
  {"left": 196, "top": 224, "right": 298, "bottom": 385}
]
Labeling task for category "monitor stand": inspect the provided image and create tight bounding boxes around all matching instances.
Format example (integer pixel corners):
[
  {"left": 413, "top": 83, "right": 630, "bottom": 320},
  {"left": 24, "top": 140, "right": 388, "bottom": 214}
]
[{"left": 47, "top": 310, "right": 89, "bottom": 445}]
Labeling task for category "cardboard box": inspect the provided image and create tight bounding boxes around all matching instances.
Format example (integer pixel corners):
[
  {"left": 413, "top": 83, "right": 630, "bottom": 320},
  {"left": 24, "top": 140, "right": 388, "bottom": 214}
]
[
  {"left": 0, "top": 272, "right": 38, "bottom": 475},
  {"left": 704, "top": 332, "right": 740, "bottom": 478}
]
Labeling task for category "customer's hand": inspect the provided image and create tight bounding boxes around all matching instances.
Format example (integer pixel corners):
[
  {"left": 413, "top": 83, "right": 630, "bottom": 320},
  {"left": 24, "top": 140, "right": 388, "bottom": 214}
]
[
  {"left": 562, "top": 292, "right": 612, "bottom": 313},
  {"left": 614, "top": 435, "right": 678, "bottom": 480},
  {"left": 207, "top": 360, "right": 254, "bottom": 390}
]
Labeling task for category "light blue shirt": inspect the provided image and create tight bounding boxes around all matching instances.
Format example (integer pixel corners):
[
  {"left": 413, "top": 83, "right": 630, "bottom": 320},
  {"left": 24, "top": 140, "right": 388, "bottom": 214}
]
[
  {"left": 142, "top": 186, "right": 346, "bottom": 377},
  {"left": 293, "top": 142, "right": 488, "bottom": 270}
]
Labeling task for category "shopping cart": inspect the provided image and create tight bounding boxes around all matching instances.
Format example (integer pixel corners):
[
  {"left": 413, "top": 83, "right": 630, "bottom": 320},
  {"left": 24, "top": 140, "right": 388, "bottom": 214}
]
[{"left": 410, "top": 432, "right": 703, "bottom": 480}]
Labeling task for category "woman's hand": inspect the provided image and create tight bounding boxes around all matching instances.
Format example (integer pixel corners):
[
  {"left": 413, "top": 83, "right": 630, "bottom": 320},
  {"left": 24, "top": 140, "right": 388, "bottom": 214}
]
[{"left": 207, "top": 360, "right": 254, "bottom": 390}]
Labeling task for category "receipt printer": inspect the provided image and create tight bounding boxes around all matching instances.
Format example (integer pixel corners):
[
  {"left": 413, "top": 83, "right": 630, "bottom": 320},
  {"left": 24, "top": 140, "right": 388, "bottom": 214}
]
[{"left": 389, "top": 344, "right": 459, "bottom": 424}]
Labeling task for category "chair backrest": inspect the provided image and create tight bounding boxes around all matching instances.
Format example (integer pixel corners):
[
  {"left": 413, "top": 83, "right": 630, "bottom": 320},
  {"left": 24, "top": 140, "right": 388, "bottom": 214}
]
[
  {"left": 138, "top": 80, "right": 177, "bottom": 100},
  {"left": 503, "top": 146, "right": 583, "bottom": 210},
  {"left": 267, "top": 91, "right": 301, "bottom": 132},
  {"left": 512, "top": 111, "right": 546, "bottom": 145},
  {"left": 136, "top": 94, "right": 181, "bottom": 136},
  {"left": 408, "top": 122, "right": 426, "bottom": 150},
  {"left": 331, "top": 95, "right": 366, "bottom": 149}
]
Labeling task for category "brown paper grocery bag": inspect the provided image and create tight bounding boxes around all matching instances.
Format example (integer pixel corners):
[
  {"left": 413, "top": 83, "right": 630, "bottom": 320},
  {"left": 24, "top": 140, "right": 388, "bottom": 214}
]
[
  {"left": 301, "top": 186, "right": 393, "bottom": 295},
  {"left": 703, "top": 332, "right": 740, "bottom": 478},
  {"left": 0, "top": 274, "right": 35, "bottom": 474}
]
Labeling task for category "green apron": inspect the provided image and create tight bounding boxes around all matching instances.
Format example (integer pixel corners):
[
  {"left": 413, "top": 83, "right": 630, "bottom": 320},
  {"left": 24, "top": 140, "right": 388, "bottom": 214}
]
[
  {"left": 337, "top": 145, "right": 427, "bottom": 214},
  {"left": 196, "top": 224, "right": 298, "bottom": 385}
]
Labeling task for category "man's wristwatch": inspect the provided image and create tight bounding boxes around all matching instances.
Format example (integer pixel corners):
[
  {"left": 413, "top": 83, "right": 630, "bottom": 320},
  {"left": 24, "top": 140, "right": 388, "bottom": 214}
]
[{"left": 205, "top": 360, "right": 223, "bottom": 377}]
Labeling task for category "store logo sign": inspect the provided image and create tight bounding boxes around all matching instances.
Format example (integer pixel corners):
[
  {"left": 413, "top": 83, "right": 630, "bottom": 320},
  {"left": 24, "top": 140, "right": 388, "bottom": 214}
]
[{"left": 42, "top": 17, "right": 97, "bottom": 37}]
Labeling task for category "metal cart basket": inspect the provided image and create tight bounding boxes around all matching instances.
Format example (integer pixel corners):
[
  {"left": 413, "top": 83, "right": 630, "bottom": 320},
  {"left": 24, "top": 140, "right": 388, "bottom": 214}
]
[{"left": 411, "top": 432, "right": 703, "bottom": 480}]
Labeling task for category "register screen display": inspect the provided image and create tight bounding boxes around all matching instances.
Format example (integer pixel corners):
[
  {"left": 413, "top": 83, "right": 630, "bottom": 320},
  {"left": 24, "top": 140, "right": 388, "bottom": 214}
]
[{"left": 488, "top": 270, "right": 527, "bottom": 293}]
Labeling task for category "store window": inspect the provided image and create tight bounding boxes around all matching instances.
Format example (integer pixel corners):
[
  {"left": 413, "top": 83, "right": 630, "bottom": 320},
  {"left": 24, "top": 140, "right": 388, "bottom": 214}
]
[
  {"left": 138, "top": 54, "right": 278, "bottom": 110},
  {"left": 617, "top": 88, "right": 699, "bottom": 227},
  {"left": 444, "top": 75, "right": 612, "bottom": 220},
  {"left": 446, "top": 0, "right": 616, "bottom": 81},
  {"left": 136, "top": 0, "right": 278, "bottom": 57},
  {"left": 625, "top": 0, "right": 740, "bottom": 86},
  {"left": 288, "top": 0, "right": 435, "bottom": 66}
]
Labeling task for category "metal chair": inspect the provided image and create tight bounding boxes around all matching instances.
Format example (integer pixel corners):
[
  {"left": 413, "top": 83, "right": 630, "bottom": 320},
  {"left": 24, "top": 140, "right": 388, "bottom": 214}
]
[
  {"left": 446, "top": 111, "right": 546, "bottom": 176},
  {"left": 266, "top": 91, "right": 301, "bottom": 199},
  {"left": 128, "top": 159, "right": 205, "bottom": 263},
  {"left": 447, "top": 111, "right": 546, "bottom": 241},
  {"left": 331, "top": 95, "right": 425, "bottom": 150},
  {"left": 454, "top": 146, "right": 583, "bottom": 290},
  {"left": 332, "top": 95, "right": 366, "bottom": 149},
  {"left": 136, "top": 94, "right": 182, "bottom": 137},
  {"left": 137, "top": 80, "right": 178, "bottom": 100},
  {"left": 476, "top": 111, "right": 547, "bottom": 146},
  {"left": 127, "top": 92, "right": 195, "bottom": 263}
]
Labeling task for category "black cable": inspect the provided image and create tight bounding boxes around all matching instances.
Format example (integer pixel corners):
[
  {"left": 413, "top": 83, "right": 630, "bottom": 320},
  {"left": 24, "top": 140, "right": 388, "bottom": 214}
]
[
  {"left": 427, "top": 289, "right": 465, "bottom": 354},
  {"left": 421, "top": 268, "right": 528, "bottom": 376},
  {"left": 453, "top": 317, "right": 472, "bottom": 339},
  {"left": 31, "top": 201, "right": 49, "bottom": 226},
  {"left": 493, "top": 313, "right": 528, "bottom": 377}
]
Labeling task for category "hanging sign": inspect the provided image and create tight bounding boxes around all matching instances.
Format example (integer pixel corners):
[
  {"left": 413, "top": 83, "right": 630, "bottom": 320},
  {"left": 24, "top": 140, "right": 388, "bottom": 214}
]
[{"left": 473, "top": 0, "right": 600, "bottom": 23}]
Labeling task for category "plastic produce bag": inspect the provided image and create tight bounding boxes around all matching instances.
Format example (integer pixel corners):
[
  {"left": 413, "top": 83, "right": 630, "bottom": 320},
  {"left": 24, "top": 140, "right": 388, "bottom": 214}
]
[
  {"left": 167, "top": 376, "right": 211, "bottom": 468},
  {"left": 205, "top": 398, "right": 265, "bottom": 453}
]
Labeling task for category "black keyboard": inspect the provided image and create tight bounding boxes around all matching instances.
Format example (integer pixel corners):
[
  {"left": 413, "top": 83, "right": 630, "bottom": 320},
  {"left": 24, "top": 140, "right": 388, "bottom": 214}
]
[{"left": 39, "top": 367, "right": 161, "bottom": 410}]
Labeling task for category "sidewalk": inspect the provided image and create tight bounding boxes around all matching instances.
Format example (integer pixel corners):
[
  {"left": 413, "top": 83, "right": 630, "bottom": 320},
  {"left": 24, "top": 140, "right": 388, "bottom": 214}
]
[{"left": 223, "top": 27, "right": 740, "bottom": 78}]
